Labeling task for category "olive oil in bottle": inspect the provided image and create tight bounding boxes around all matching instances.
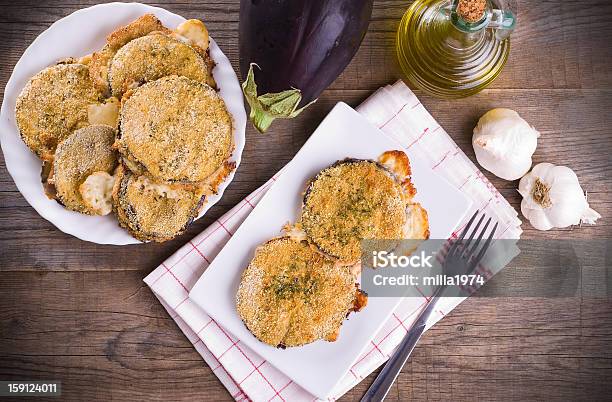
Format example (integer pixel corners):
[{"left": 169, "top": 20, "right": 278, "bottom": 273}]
[{"left": 396, "top": 0, "right": 516, "bottom": 99}]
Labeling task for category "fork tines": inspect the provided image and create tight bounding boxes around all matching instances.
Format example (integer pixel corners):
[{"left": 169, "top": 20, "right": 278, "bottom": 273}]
[{"left": 447, "top": 210, "right": 498, "bottom": 271}]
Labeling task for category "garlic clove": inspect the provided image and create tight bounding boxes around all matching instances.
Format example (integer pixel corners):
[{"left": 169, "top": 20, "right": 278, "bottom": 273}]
[{"left": 520, "top": 202, "right": 553, "bottom": 231}]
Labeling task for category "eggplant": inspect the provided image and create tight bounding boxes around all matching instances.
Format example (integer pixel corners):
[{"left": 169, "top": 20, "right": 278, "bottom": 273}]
[{"left": 239, "top": 0, "right": 374, "bottom": 132}]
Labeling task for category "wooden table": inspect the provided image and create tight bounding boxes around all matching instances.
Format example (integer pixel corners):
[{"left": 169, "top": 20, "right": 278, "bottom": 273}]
[{"left": 1, "top": 1, "right": 611, "bottom": 400}]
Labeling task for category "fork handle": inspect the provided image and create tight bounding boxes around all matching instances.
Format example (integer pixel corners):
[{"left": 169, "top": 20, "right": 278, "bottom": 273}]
[
  {"left": 360, "top": 320, "right": 427, "bottom": 402},
  {"left": 360, "top": 289, "right": 444, "bottom": 402}
]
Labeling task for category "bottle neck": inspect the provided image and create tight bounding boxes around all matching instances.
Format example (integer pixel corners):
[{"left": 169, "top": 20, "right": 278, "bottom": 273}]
[
  {"left": 435, "top": 0, "right": 489, "bottom": 49},
  {"left": 451, "top": 0, "right": 490, "bottom": 33},
  {"left": 449, "top": 0, "right": 516, "bottom": 42}
]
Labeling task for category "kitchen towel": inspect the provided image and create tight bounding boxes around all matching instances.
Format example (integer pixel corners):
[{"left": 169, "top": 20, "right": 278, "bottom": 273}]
[{"left": 144, "top": 80, "right": 523, "bottom": 401}]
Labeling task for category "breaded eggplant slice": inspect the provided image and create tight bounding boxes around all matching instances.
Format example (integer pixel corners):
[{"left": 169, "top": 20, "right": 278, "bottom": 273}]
[
  {"left": 108, "top": 33, "right": 210, "bottom": 98},
  {"left": 89, "top": 14, "right": 172, "bottom": 94},
  {"left": 90, "top": 14, "right": 215, "bottom": 95},
  {"left": 112, "top": 165, "right": 206, "bottom": 242},
  {"left": 15, "top": 63, "right": 100, "bottom": 160},
  {"left": 300, "top": 159, "right": 409, "bottom": 265},
  {"left": 236, "top": 237, "right": 361, "bottom": 347},
  {"left": 51, "top": 125, "right": 117, "bottom": 214},
  {"left": 173, "top": 19, "right": 217, "bottom": 88},
  {"left": 117, "top": 76, "right": 233, "bottom": 183}
]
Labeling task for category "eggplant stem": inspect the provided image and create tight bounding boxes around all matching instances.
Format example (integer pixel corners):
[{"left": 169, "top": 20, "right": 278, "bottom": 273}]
[
  {"left": 242, "top": 63, "right": 315, "bottom": 133},
  {"left": 249, "top": 108, "right": 276, "bottom": 133}
]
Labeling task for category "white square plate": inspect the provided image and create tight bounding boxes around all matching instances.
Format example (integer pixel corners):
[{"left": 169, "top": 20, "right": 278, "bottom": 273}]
[{"left": 189, "top": 102, "right": 471, "bottom": 398}]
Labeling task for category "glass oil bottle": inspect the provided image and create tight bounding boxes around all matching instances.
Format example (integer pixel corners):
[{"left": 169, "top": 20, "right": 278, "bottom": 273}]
[{"left": 396, "top": 0, "right": 516, "bottom": 99}]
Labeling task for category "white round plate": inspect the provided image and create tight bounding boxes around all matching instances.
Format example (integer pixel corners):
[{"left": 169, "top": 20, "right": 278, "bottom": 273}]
[{"left": 0, "top": 2, "right": 247, "bottom": 244}]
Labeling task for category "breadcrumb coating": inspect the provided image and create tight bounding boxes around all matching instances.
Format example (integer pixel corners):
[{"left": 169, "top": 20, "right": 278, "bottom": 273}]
[
  {"left": 236, "top": 237, "right": 357, "bottom": 347},
  {"left": 108, "top": 34, "right": 210, "bottom": 97},
  {"left": 89, "top": 14, "right": 216, "bottom": 95},
  {"left": 301, "top": 160, "right": 408, "bottom": 265},
  {"left": 51, "top": 125, "right": 117, "bottom": 214},
  {"left": 117, "top": 76, "right": 233, "bottom": 183},
  {"left": 112, "top": 165, "right": 206, "bottom": 242},
  {"left": 89, "top": 13, "right": 172, "bottom": 94},
  {"left": 15, "top": 63, "right": 100, "bottom": 160}
]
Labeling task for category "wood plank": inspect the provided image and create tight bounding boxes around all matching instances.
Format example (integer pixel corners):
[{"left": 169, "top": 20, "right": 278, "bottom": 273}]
[
  {"left": 1, "top": 1, "right": 612, "bottom": 95},
  {"left": 0, "top": 271, "right": 232, "bottom": 401},
  {"left": 1, "top": 272, "right": 611, "bottom": 400}
]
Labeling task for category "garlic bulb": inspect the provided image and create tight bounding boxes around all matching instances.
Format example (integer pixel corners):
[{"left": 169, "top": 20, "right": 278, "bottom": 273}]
[
  {"left": 472, "top": 108, "right": 540, "bottom": 181},
  {"left": 518, "top": 163, "right": 601, "bottom": 231}
]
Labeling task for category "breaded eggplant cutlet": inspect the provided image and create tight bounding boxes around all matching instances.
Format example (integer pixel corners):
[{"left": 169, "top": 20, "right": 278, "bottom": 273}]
[
  {"left": 15, "top": 63, "right": 101, "bottom": 160},
  {"left": 236, "top": 237, "right": 365, "bottom": 348},
  {"left": 109, "top": 33, "right": 210, "bottom": 98},
  {"left": 89, "top": 14, "right": 171, "bottom": 94},
  {"left": 49, "top": 125, "right": 117, "bottom": 215},
  {"left": 90, "top": 14, "right": 215, "bottom": 96},
  {"left": 117, "top": 75, "right": 233, "bottom": 183},
  {"left": 112, "top": 165, "right": 206, "bottom": 242},
  {"left": 300, "top": 153, "right": 429, "bottom": 265}
]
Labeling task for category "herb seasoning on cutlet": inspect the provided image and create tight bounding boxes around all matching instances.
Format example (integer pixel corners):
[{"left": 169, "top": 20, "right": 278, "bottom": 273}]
[
  {"left": 117, "top": 75, "right": 233, "bottom": 184},
  {"left": 236, "top": 237, "right": 358, "bottom": 347},
  {"left": 15, "top": 63, "right": 101, "bottom": 160},
  {"left": 300, "top": 160, "right": 407, "bottom": 265},
  {"left": 108, "top": 34, "right": 210, "bottom": 97}
]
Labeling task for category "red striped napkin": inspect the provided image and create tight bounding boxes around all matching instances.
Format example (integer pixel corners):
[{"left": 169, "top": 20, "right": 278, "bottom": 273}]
[{"left": 144, "top": 81, "right": 522, "bottom": 401}]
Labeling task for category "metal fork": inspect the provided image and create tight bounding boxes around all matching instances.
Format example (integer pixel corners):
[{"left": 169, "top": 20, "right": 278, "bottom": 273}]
[{"left": 360, "top": 211, "right": 498, "bottom": 402}]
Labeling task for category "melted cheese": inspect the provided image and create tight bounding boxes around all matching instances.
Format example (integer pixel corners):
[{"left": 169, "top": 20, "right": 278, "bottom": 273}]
[
  {"left": 174, "top": 19, "right": 209, "bottom": 52},
  {"left": 77, "top": 53, "right": 93, "bottom": 65},
  {"left": 283, "top": 223, "right": 308, "bottom": 242},
  {"left": 88, "top": 97, "right": 120, "bottom": 128},
  {"left": 378, "top": 150, "right": 411, "bottom": 181},
  {"left": 402, "top": 202, "right": 430, "bottom": 239},
  {"left": 131, "top": 176, "right": 183, "bottom": 199},
  {"left": 79, "top": 171, "right": 115, "bottom": 215}
]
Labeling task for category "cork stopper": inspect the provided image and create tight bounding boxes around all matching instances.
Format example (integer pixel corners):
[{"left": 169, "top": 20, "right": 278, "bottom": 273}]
[{"left": 456, "top": 0, "right": 487, "bottom": 23}]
